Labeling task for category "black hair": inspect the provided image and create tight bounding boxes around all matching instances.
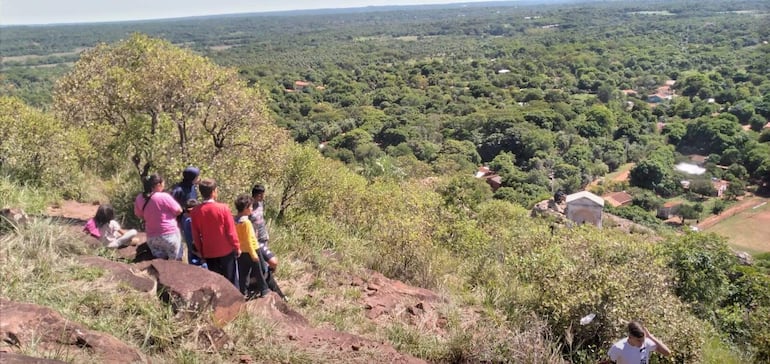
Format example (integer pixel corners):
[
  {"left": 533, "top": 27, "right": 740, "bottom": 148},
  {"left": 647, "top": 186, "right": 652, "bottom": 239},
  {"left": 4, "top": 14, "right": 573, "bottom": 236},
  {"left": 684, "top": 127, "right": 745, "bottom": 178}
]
[
  {"left": 235, "top": 195, "right": 254, "bottom": 213},
  {"left": 94, "top": 204, "right": 115, "bottom": 227},
  {"left": 185, "top": 199, "right": 199, "bottom": 211},
  {"left": 199, "top": 178, "right": 217, "bottom": 199},
  {"left": 142, "top": 174, "right": 163, "bottom": 198},
  {"left": 628, "top": 321, "right": 645, "bottom": 339},
  {"left": 251, "top": 184, "right": 266, "bottom": 197}
]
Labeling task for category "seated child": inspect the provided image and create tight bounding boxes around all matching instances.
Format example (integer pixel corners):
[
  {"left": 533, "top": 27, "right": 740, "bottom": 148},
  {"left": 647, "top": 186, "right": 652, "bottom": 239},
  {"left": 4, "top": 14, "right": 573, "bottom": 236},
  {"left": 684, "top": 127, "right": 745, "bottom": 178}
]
[
  {"left": 93, "top": 204, "right": 137, "bottom": 248},
  {"left": 181, "top": 199, "right": 205, "bottom": 267}
]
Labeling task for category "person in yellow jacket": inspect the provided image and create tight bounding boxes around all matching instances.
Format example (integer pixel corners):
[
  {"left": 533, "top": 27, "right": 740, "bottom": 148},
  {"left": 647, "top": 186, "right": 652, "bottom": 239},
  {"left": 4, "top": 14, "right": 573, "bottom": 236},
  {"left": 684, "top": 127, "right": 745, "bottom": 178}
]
[{"left": 234, "top": 195, "right": 268, "bottom": 297}]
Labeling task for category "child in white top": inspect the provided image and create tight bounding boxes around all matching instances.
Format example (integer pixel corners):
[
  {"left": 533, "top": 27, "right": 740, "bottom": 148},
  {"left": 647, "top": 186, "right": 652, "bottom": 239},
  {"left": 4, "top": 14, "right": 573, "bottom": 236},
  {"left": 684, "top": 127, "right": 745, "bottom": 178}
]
[{"left": 94, "top": 204, "right": 137, "bottom": 248}]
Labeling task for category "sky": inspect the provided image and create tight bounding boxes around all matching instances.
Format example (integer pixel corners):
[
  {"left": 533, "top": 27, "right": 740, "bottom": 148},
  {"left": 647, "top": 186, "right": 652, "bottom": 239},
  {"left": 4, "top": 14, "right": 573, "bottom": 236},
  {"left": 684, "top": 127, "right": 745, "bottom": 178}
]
[{"left": 1, "top": 0, "right": 505, "bottom": 25}]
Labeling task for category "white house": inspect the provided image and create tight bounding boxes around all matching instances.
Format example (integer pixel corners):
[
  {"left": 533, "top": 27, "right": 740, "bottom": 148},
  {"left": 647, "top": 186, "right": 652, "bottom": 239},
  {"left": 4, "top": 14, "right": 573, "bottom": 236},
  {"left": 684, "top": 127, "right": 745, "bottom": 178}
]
[{"left": 565, "top": 191, "right": 605, "bottom": 228}]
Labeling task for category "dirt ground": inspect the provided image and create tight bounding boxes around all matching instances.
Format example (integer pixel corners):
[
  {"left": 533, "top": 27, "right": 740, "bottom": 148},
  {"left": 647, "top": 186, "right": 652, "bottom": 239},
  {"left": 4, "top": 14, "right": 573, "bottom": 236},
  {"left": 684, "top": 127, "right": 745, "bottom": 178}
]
[
  {"left": 700, "top": 196, "right": 770, "bottom": 253},
  {"left": 696, "top": 196, "right": 767, "bottom": 230}
]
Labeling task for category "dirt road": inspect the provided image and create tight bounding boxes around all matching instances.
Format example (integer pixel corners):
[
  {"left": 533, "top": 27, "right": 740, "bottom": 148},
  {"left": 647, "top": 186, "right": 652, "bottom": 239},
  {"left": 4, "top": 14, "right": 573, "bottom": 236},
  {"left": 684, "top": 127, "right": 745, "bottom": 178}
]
[{"left": 697, "top": 196, "right": 767, "bottom": 230}]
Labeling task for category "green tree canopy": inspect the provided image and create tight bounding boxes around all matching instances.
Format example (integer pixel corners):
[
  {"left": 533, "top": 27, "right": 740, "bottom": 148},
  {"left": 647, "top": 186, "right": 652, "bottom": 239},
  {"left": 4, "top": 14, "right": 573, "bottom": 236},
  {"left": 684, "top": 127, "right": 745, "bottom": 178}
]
[{"left": 54, "top": 33, "right": 287, "bottom": 194}]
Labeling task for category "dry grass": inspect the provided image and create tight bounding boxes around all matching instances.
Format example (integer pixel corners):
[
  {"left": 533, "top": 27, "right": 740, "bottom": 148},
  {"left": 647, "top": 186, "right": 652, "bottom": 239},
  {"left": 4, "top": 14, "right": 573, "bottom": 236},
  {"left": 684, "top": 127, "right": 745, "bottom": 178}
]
[{"left": 704, "top": 200, "right": 770, "bottom": 254}]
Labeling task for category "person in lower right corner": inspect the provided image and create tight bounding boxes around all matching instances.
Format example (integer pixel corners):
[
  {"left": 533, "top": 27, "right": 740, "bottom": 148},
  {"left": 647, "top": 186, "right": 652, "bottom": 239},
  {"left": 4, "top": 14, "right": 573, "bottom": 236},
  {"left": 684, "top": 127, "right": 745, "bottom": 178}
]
[{"left": 606, "top": 321, "right": 671, "bottom": 364}]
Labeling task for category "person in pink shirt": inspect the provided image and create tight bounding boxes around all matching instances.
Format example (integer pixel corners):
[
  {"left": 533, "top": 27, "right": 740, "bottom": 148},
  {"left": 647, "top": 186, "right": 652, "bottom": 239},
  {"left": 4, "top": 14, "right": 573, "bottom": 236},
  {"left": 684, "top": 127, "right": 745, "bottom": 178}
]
[{"left": 134, "top": 174, "right": 183, "bottom": 260}]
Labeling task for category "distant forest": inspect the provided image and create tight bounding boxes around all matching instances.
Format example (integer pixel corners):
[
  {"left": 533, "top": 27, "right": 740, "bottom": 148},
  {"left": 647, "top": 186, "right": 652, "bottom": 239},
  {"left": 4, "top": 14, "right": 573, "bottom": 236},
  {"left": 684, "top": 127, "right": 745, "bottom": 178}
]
[{"left": 2, "top": 0, "right": 769, "bottom": 212}]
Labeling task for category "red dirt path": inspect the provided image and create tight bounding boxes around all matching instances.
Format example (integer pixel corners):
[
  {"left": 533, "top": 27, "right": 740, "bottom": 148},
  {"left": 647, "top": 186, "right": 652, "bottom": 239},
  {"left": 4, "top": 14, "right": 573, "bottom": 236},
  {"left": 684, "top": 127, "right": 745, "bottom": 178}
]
[{"left": 696, "top": 196, "right": 767, "bottom": 230}]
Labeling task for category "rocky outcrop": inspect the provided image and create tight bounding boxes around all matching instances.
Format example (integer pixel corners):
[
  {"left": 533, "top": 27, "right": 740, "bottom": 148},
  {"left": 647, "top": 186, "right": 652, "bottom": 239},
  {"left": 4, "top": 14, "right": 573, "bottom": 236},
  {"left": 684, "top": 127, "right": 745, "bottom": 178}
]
[
  {"left": 0, "top": 298, "right": 146, "bottom": 364},
  {"left": 358, "top": 271, "right": 442, "bottom": 321},
  {"left": 245, "top": 293, "right": 426, "bottom": 363},
  {"left": 0, "top": 352, "right": 68, "bottom": 364},
  {"left": 0, "top": 208, "right": 29, "bottom": 228},
  {"left": 78, "top": 256, "right": 156, "bottom": 293},
  {"left": 735, "top": 251, "right": 754, "bottom": 266},
  {"left": 136, "top": 259, "right": 245, "bottom": 326}
]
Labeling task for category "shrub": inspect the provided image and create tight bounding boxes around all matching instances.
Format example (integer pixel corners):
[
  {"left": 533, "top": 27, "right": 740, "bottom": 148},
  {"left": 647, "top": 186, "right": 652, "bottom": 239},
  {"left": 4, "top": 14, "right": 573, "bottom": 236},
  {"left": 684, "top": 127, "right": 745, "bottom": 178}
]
[{"left": 0, "top": 97, "right": 92, "bottom": 198}]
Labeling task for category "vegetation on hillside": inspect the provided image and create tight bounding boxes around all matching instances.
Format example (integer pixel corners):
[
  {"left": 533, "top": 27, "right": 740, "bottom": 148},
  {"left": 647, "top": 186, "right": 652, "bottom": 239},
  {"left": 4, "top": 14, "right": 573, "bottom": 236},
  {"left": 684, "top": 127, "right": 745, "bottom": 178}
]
[{"left": 2, "top": 0, "right": 770, "bottom": 362}]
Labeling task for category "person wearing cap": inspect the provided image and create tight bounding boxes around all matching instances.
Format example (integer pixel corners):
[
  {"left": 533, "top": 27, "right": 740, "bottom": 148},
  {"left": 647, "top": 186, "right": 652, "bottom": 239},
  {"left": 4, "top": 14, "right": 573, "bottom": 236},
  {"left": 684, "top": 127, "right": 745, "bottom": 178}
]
[
  {"left": 171, "top": 166, "right": 200, "bottom": 208},
  {"left": 605, "top": 321, "right": 671, "bottom": 364}
]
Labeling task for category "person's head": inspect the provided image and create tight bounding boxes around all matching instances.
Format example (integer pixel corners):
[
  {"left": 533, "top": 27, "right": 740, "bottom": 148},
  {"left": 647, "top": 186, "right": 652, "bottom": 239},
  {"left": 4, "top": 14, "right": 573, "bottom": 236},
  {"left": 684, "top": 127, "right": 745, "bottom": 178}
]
[
  {"left": 251, "top": 184, "right": 266, "bottom": 201},
  {"left": 94, "top": 204, "right": 115, "bottom": 226},
  {"left": 627, "top": 321, "right": 646, "bottom": 347},
  {"left": 182, "top": 166, "right": 201, "bottom": 185},
  {"left": 199, "top": 178, "right": 218, "bottom": 200},
  {"left": 184, "top": 199, "right": 199, "bottom": 215},
  {"left": 235, "top": 195, "right": 254, "bottom": 215},
  {"left": 143, "top": 174, "right": 164, "bottom": 196}
]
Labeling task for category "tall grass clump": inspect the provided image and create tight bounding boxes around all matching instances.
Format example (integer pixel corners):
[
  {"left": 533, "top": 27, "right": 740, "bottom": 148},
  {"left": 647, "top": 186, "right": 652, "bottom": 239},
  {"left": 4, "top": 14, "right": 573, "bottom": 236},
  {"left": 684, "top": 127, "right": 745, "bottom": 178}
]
[{"left": 0, "top": 217, "right": 235, "bottom": 363}]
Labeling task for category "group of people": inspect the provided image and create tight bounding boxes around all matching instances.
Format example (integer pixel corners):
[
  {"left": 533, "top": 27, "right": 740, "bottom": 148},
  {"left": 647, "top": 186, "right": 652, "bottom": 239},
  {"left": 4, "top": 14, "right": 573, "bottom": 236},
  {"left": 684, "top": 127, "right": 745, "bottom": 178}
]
[
  {"left": 86, "top": 166, "right": 285, "bottom": 301},
  {"left": 84, "top": 171, "right": 674, "bottom": 360}
]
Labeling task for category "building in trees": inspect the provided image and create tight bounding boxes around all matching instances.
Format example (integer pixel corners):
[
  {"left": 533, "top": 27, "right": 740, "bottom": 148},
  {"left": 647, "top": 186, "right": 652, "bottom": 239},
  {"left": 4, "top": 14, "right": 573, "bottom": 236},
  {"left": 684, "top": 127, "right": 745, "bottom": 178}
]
[
  {"left": 603, "top": 191, "right": 633, "bottom": 208},
  {"left": 657, "top": 201, "right": 682, "bottom": 219},
  {"left": 565, "top": 191, "right": 604, "bottom": 228},
  {"left": 474, "top": 166, "right": 502, "bottom": 192}
]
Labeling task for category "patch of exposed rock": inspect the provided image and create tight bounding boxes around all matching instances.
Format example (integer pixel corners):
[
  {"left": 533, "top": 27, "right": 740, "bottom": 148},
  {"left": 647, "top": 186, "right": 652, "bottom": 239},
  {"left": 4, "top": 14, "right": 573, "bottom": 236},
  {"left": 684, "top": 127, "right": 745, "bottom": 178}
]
[
  {"left": 78, "top": 256, "right": 156, "bottom": 293},
  {"left": 0, "top": 298, "right": 146, "bottom": 363},
  {"left": 135, "top": 259, "right": 245, "bottom": 326},
  {"left": 78, "top": 257, "right": 244, "bottom": 327},
  {"left": 0, "top": 352, "right": 68, "bottom": 363},
  {"left": 245, "top": 294, "right": 426, "bottom": 363}
]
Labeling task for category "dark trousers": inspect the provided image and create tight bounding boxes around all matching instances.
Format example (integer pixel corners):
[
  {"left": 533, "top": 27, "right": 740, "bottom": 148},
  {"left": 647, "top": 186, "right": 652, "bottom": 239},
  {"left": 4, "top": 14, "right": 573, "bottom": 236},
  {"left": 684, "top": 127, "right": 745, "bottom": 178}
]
[
  {"left": 238, "top": 253, "right": 269, "bottom": 296},
  {"left": 205, "top": 251, "right": 239, "bottom": 289}
]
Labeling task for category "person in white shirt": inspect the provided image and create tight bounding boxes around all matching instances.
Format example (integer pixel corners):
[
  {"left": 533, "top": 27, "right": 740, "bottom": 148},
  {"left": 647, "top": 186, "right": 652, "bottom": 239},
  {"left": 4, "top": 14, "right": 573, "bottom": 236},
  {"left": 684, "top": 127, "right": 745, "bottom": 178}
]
[
  {"left": 607, "top": 321, "right": 671, "bottom": 364},
  {"left": 93, "top": 204, "right": 137, "bottom": 248}
]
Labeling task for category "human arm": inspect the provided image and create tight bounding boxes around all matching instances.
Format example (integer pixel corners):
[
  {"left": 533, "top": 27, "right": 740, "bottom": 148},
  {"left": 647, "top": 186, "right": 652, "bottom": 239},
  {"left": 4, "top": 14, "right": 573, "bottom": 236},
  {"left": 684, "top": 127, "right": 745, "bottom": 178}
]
[
  {"left": 191, "top": 211, "right": 202, "bottom": 257},
  {"left": 133, "top": 195, "right": 144, "bottom": 219},
  {"left": 644, "top": 326, "right": 671, "bottom": 357},
  {"left": 223, "top": 205, "right": 241, "bottom": 255}
]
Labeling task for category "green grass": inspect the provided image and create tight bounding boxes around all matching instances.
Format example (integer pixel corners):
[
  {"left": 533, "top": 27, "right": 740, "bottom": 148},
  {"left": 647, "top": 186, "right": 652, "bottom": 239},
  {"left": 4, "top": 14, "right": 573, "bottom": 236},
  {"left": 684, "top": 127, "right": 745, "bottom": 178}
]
[{"left": 0, "top": 176, "right": 60, "bottom": 214}]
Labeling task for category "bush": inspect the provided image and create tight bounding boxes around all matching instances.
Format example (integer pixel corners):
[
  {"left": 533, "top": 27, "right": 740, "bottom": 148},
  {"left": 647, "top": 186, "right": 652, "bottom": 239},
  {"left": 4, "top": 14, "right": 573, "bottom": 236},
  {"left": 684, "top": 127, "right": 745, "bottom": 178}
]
[{"left": 0, "top": 97, "right": 92, "bottom": 198}]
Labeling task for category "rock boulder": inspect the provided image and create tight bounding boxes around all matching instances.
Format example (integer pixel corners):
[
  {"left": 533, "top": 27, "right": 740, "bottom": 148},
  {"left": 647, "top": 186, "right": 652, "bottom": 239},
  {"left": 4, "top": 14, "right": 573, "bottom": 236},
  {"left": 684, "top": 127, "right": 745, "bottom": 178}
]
[{"left": 0, "top": 298, "right": 146, "bottom": 364}]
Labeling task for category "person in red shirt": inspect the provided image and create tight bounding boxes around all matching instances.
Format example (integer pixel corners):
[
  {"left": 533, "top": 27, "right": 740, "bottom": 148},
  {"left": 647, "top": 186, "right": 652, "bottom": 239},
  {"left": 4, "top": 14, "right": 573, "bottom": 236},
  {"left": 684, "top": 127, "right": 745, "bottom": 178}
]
[{"left": 190, "top": 178, "right": 241, "bottom": 287}]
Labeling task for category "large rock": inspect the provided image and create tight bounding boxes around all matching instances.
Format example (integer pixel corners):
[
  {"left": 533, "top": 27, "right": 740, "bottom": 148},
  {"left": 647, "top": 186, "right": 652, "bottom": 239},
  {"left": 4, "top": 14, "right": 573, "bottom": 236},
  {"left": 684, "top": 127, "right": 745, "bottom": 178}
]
[
  {"left": 361, "top": 271, "right": 442, "bottom": 320},
  {"left": 0, "top": 298, "right": 146, "bottom": 364},
  {"left": 136, "top": 260, "right": 244, "bottom": 326},
  {"left": 735, "top": 251, "right": 754, "bottom": 266},
  {"left": 77, "top": 256, "right": 156, "bottom": 293},
  {"left": 0, "top": 352, "right": 67, "bottom": 363},
  {"left": 0, "top": 208, "right": 29, "bottom": 228}
]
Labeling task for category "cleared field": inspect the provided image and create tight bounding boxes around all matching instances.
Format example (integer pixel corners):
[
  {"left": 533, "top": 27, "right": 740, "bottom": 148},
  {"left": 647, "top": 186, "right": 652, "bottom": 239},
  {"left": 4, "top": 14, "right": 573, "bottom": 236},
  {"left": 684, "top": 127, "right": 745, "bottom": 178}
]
[{"left": 704, "top": 199, "right": 770, "bottom": 254}]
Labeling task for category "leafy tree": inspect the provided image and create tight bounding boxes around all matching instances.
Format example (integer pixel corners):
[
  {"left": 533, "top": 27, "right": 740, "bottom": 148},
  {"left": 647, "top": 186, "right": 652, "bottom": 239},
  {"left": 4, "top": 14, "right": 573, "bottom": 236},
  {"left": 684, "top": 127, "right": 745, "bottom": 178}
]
[
  {"left": 631, "top": 189, "right": 663, "bottom": 211},
  {"left": 728, "top": 100, "right": 755, "bottom": 124},
  {"left": 663, "top": 233, "right": 736, "bottom": 318},
  {"left": 749, "top": 114, "right": 766, "bottom": 132},
  {"left": 630, "top": 159, "right": 666, "bottom": 190},
  {"left": 724, "top": 180, "right": 745, "bottom": 200},
  {"left": 711, "top": 199, "right": 726, "bottom": 215},
  {"left": 678, "top": 203, "right": 701, "bottom": 224},
  {"left": 0, "top": 97, "right": 92, "bottom": 196},
  {"left": 439, "top": 175, "right": 492, "bottom": 212},
  {"left": 54, "top": 34, "right": 286, "bottom": 189},
  {"left": 663, "top": 121, "right": 687, "bottom": 146},
  {"left": 690, "top": 179, "right": 716, "bottom": 197}
]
